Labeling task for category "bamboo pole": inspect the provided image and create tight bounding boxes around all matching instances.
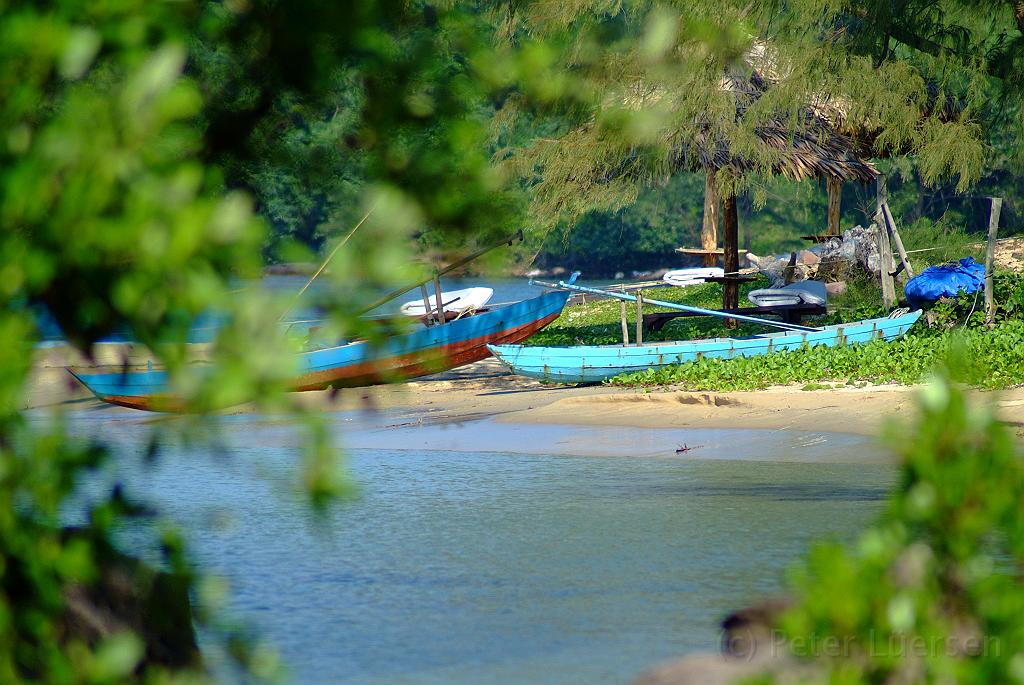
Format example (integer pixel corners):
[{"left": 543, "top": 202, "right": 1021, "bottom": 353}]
[
  {"left": 419, "top": 284, "right": 433, "bottom": 326},
  {"left": 985, "top": 197, "right": 1003, "bottom": 324},
  {"left": 620, "top": 300, "right": 629, "bottom": 345},
  {"left": 279, "top": 204, "right": 375, "bottom": 321},
  {"left": 882, "top": 202, "right": 914, "bottom": 278},
  {"left": 635, "top": 291, "right": 644, "bottom": 345},
  {"left": 876, "top": 177, "right": 896, "bottom": 308},
  {"left": 550, "top": 280, "right": 820, "bottom": 332}
]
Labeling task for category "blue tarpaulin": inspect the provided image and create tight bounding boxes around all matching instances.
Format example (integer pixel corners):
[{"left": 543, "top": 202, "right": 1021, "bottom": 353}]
[{"left": 904, "top": 257, "right": 985, "bottom": 307}]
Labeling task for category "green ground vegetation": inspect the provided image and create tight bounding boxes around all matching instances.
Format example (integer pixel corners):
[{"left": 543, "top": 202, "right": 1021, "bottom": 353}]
[
  {"left": 529, "top": 223, "right": 1024, "bottom": 391},
  {"left": 605, "top": 270, "right": 1024, "bottom": 390}
]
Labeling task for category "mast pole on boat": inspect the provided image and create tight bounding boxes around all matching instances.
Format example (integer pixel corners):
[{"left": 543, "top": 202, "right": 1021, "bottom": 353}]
[
  {"left": 279, "top": 203, "right": 376, "bottom": 322},
  {"left": 433, "top": 273, "right": 445, "bottom": 325},
  {"left": 419, "top": 284, "right": 434, "bottom": 327}
]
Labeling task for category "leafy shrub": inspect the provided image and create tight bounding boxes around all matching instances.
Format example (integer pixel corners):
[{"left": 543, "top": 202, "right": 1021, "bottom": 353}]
[{"left": 773, "top": 377, "right": 1024, "bottom": 683}]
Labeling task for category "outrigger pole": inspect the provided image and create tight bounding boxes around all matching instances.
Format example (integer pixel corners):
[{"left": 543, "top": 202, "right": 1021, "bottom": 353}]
[{"left": 536, "top": 279, "right": 821, "bottom": 333}]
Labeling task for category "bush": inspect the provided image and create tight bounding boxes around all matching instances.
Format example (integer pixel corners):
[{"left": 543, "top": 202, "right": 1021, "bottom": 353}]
[{"left": 774, "top": 377, "right": 1024, "bottom": 683}]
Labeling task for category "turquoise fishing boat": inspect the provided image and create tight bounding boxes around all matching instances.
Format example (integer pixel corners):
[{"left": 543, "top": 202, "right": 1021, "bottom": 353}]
[{"left": 488, "top": 309, "right": 922, "bottom": 384}]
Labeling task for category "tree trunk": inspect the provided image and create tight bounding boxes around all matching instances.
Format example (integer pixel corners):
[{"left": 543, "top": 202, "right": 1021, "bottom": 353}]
[
  {"left": 826, "top": 176, "right": 842, "bottom": 236},
  {"left": 722, "top": 192, "right": 739, "bottom": 328},
  {"left": 701, "top": 170, "right": 719, "bottom": 267}
]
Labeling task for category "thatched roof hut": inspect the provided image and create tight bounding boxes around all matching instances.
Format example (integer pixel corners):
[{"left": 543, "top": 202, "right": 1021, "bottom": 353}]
[
  {"left": 652, "top": 63, "right": 880, "bottom": 314},
  {"left": 668, "top": 71, "right": 879, "bottom": 185}
]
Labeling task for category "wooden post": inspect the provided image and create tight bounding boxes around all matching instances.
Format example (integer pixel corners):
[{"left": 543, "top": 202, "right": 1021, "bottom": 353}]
[
  {"left": 635, "top": 291, "right": 644, "bottom": 345},
  {"left": 620, "top": 300, "right": 629, "bottom": 345},
  {"left": 826, "top": 176, "right": 842, "bottom": 236},
  {"left": 985, "top": 197, "right": 1003, "bottom": 324},
  {"left": 881, "top": 202, "right": 914, "bottom": 278},
  {"left": 875, "top": 176, "right": 896, "bottom": 308},
  {"left": 433, "top": 273, "right": 445, "bottom": 325},
  {"left": 877, "top": 209, "right": 896, "bottom": 308},
  {"left": 701, "top": 170, "right": 719, "bottom": 267},
  {"left": 722, "top": 192, "right": 740, "bottom": 328},
  {"left": 420, "top": 284, "right": 434, "bottom": 326}
]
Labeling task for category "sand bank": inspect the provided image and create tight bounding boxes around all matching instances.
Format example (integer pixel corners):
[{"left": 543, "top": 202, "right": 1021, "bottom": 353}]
[{"left": 29, "top": 345, "right": 1024, "bottom": 439}]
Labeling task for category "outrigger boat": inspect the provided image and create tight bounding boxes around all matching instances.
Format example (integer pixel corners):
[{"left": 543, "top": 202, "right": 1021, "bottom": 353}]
[
  {"left": 68, "top": 231, "right": 575, "bottom": 412},
  {"left": 487, "top": 279, "right": 922, "bottom": 384},
  {"left": 69, "top": 279, "right": 574, "bottom": 411}
]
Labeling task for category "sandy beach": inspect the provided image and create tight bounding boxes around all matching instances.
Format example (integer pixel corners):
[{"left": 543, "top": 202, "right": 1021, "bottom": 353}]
[{"left": 30, "top": 344, "right": 1024, "bottom": 441}]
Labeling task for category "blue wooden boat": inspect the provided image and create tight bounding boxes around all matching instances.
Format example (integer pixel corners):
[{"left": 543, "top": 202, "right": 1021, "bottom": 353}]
[
  {"left": 68, "top": 285, "right": 573, "bottom": 411},
  {"left": 487, "top": 309, "right": 922, "bottom": 384}
]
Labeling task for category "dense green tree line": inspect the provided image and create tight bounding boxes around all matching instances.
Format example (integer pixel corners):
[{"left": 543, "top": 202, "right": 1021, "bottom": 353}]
[
  {"left": 226, "top": 0, "right": 1024, "bottom": 273},
  {"left": 536, "top": 164, "right": 1023, "bottom": 276}
]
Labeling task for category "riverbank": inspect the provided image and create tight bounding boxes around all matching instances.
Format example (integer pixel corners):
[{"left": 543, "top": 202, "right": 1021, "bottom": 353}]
[{"left": 29, "top": 346, "right": 1024, "bottom": 440}]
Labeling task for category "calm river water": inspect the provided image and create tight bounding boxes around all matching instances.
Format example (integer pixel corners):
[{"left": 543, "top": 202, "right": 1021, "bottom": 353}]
[{"left": 57, "top": 411, "right": 893, "bottom": 685}]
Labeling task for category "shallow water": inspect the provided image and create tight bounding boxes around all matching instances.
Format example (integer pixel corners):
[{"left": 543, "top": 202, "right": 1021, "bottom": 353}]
[{"left": 57, "top": 413, "right": 892, "bottom": 685}]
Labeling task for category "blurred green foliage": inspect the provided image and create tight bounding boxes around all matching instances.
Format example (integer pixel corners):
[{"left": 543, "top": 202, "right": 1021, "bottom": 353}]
[
  {"left": 769, "top": 374, "right": 1024, "bottom": 683},
  {"left": 0, "top": 0, "right": 529, "bottom": 682},
  {"left": 3, "top": 0, "right": 1024, "bottom": 682}
]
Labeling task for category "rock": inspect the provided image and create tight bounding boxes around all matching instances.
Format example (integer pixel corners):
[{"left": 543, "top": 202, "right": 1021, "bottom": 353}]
[
  {"left": 632, "top": 652, "right": 786, "bottom": 685},
  {"left": 825, "top": 281, "right": 847, "bottom": 296},
  {"left": 798, "top": 250, "right": 820, "bottom": 266},
  {"left": 58, "top": 528, "right": 199, "bottom": 670},
  {"left": 720, "top": 597, "right": 794, "bottom": 657},
  {"left": 817, "top": 225, "right": 880, "bottom": 282},
  {"left": 632, "top": 598, "right": 809, "bottom": 685}
]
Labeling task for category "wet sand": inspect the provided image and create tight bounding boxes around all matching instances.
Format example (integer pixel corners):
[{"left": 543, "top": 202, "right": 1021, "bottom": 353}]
[{"left": 29, "top": 344, "right": 1024, "bottom": 442}]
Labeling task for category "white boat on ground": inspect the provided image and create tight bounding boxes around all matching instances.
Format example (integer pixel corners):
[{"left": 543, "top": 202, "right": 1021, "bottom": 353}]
[
  {"left": 663, "top": 267, "right": 724, "bottom": 287},
  {"left": 399, "top": 287, "right": 493, "bottom": 318}
]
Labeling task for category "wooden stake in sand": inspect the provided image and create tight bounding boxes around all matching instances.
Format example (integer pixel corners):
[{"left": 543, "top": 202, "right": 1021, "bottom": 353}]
[
  {"left": 875, "top": 177, "right": 896, "bottom": 308},
  {"left": 635, "top": 291, "right": 644, "bottom": 345},
  {"left": 620, "top": 300, "right": 629, "bottom": 346},
  {"left": 985, "top": 197, "right": 1003, "bottom": 324}
]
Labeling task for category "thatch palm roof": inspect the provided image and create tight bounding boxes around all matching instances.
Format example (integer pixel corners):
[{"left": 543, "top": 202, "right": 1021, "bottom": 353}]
[{"left": 666, "top": 71, "right": 879, "bottom": 184}]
